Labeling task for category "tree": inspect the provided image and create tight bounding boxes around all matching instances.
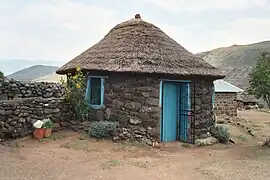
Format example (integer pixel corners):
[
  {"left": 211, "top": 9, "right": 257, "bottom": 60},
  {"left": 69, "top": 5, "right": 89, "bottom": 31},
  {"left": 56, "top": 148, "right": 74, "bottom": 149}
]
[
  {"left": 0, "top": 71, "right": 4, "bottom": 79},
  {"left": 248, "top": 51, "right": 270, "bottom": 108}
]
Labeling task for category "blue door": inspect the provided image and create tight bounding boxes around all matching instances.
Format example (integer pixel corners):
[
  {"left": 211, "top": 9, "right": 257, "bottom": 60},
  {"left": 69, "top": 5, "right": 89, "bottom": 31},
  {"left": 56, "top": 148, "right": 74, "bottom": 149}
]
[
  {"left": 161, "top": 82, "right": 178, "bottom": 142},
  {"left": 179, "top": 83, "right": 190, "bottom": 142}
]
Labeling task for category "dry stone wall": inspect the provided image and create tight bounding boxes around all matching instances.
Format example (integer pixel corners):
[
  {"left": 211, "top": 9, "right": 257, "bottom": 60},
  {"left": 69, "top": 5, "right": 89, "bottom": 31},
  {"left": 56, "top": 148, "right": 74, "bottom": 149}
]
[
  {"left": 214, "top": 92, "right": 237, "bottom": 117},
  {"left": 0, "top": 98, "right": 74, "bottom": 142},
  {"left": 0, "top": 78, "right": 65, "bottom": 100},
  {"left": 86, "top": 73, "right": 161, "bottom": 144},
  {"left": 191, "top": 81, "right": 215, "bottom": 139}
]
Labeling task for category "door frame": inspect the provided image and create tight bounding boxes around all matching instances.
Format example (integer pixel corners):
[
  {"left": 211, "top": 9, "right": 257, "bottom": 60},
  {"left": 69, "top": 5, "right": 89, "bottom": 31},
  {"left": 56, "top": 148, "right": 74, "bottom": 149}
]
[{"left": 159, "top": 79, "right": 191, "bottom": 142}]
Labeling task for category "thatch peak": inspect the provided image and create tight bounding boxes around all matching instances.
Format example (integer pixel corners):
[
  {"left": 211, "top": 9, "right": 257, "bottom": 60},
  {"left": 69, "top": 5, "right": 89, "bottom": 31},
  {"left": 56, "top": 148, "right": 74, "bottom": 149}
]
[
  {"left": 135, "top": 14, "right": 141, "bottom": 19},
  {"left": 56, "top": 16, "right": 225, "bottom": 79}
]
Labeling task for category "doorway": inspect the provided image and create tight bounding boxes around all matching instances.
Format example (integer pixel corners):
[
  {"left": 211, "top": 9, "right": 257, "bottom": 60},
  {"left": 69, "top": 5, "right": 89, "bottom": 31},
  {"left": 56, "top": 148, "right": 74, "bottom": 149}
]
[{"left": 160, "top": 81, "right": 194, "bottom": 143}]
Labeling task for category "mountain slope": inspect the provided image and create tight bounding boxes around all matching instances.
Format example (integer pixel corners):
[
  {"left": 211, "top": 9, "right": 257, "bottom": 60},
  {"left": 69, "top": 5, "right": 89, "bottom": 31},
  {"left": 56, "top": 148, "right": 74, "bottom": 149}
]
[
  {"left": 7, "top": 65, "right": 59, "bottom": 82},
  {"left": 32, "top": 72, "right": 66, "bottom": 83},
  {"left": 197, "top": 41, "right": 270, "bottom": 90},
  {"left": 0, "top": 59, "right": 62, "bottom": 75}
]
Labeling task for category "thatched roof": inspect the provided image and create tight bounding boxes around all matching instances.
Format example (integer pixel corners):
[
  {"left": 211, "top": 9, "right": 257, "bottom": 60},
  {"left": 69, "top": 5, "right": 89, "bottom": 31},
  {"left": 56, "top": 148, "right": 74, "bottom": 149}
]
[{"left": 56, "top": 14, "right": 224, "bottom": 78}]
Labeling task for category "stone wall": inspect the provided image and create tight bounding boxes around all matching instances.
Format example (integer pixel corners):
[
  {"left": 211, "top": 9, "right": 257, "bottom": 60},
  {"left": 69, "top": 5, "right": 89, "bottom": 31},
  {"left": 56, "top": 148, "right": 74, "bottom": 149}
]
[
  {"left": 0, "top": 78, "right": 65, "bottom": 100},
  {"left": 191, "top": 81, "right": 215, "bottom": 140},
  {"left": 0, "top": 98, "right": 74, "bottom": 142},
  {"left": 87, "top": 73, "right": 161, "bottom": 143},
  {"left": 86, "top": 72, "right": 215, "bottom": 143},
  {"left": 214, "top": 92, "right": 237, "bottom": 117}
]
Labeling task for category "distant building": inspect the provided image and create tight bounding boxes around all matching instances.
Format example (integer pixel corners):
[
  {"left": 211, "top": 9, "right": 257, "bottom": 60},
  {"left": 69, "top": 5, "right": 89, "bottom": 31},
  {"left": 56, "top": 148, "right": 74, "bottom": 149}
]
[{"left": 214, "top": 79, "right": 244, "bottom": 117}]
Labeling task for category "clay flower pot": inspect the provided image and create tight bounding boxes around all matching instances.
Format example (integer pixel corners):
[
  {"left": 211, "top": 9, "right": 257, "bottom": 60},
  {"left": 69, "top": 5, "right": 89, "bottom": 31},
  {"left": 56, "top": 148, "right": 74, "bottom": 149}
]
[
  {"left": 44, "top": 128, "right": 52, "bottom": 138},
  {"left": 33, "top": 128, "right": 45, "bottom": 139}
]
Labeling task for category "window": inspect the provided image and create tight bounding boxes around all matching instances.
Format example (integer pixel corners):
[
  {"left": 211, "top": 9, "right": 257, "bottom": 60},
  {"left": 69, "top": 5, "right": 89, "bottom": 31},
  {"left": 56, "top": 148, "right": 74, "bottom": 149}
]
[{"left": 85, "top": 76, "right": 104, "bottom": 109}]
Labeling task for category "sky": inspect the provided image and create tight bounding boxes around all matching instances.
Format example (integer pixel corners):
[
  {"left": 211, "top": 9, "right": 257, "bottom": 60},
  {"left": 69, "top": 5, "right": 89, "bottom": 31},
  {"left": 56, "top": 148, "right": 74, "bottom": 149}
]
[{"left": 1, "top": 0, "right": 270, "bottom": 63}]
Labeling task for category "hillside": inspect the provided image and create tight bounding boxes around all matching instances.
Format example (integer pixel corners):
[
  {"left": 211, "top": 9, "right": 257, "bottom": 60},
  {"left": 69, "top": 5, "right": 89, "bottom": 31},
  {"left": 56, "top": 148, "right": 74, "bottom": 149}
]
[
  {"left": 7, "top": 65, "right": 59, "bottom": 82},
  {"left": 0, "top": 59, "right": 62, "bottom": 75},
  {"left": 197, "top": 41, "right": 270, "bottom": 90},
  {"left": 33, "top": 72, "right": 66, "bottom": 83}
]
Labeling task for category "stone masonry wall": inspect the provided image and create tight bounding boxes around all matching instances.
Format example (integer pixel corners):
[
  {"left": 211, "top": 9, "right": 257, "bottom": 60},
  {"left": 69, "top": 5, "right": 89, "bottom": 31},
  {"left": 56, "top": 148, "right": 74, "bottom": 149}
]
[
  {"left": 86, "top": 73, "right": 160, "bottom": 144},
  {"left": 0, "top": 78, "right": 65, "bottom": 100},
  {"left": 214, "top": 92, "right": 237, "bottom": 117},
  {"left": 0, "top": 98, "right": 74, "bottom": 142},
  {"left": 191, "top": 81, "right": 215, "bottom": 139}
]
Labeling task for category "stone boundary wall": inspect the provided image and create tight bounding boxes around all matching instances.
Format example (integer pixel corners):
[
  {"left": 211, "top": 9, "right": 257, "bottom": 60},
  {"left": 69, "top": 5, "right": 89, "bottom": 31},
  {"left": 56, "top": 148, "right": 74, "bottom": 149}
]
[
  {"left": 0, "top": 98, "right": 74, "bottom": 142},
  {"left": 0, "top": 78, "right": 65, "bottom": 100},
  {"left": 214, "top": 92, "right": 237, "bottom": 117}
]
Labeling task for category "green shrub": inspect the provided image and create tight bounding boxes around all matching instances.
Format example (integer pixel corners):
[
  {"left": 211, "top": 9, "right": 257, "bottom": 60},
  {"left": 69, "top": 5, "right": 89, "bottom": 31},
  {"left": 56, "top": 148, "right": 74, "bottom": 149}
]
[
  {"left": 43, "top": 119, "right": 53, "bottom": 128},
  {"left": 88, "top": 121, "right": 119, "bottom": 138},
  {"left": 258, "top": 104, "right": 264, "bottom": 109},
  {"left": 210, "top": 125, "right": 230, "bottom": 144},
  {"left": 0, "top": 71, "right": 4, "bottom": 79}
]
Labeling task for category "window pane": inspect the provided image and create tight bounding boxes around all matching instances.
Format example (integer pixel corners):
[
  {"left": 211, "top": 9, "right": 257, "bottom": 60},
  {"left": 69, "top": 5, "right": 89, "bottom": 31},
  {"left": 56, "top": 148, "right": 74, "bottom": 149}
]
[{"left": 90, "top": 78, "right": 101, "bottom": 105}]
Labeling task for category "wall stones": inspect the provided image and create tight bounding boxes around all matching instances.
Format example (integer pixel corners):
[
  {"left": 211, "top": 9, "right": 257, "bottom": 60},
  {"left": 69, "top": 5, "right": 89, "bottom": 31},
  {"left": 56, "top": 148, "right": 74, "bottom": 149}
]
[
  {"left": 0, "top": 78, "right": 65, "bottom": 100},
  {"left": 0, "top": 98, "right": 74, "bottom": 142},
  {"left": 88, "top": 73, "right": 161, "bottom": 141},
  {"left": 191, "top": 82, "right": 215, "bottom": 139},
  {"left": 214, "top": 92, "right": 237, "bottom": 117}
]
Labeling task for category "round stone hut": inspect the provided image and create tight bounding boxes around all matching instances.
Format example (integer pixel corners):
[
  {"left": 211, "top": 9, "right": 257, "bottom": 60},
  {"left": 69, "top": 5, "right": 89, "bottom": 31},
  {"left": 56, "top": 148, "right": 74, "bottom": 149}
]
[{"left": 57, "top": 14, "right": 225, "bottom": 144}]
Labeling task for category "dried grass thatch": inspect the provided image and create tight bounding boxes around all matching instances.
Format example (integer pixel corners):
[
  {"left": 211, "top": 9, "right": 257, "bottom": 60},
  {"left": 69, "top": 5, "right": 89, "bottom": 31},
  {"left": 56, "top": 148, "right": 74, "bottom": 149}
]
[{"left": 57, "top": 14, "right": 224, "bottom": 78}]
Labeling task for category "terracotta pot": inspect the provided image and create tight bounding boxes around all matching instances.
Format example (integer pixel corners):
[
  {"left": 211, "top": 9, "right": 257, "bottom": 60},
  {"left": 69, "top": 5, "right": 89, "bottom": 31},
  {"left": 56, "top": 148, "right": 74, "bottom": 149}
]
[
  {"left": 33, "top": 128, "right": 45, "bottom": 139},
  {"left": 44, "top": 128, "right": 52, "bottom": 138}
]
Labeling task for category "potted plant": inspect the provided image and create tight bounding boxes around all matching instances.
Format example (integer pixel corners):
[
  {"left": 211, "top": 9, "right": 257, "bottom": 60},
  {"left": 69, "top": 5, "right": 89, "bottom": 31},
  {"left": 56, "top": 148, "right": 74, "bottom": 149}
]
[
  {"left": 33, "top": 120, "right": 45, "bottom": 139},
  {"left": 43, "top": 119, "right": 53, "bottom": 138}
]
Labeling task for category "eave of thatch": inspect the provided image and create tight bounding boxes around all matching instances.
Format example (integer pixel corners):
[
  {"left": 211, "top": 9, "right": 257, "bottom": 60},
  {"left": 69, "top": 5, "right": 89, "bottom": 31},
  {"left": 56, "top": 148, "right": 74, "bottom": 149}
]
[{"left": 57, "top": 15, "right": 225, "bottom": 79}]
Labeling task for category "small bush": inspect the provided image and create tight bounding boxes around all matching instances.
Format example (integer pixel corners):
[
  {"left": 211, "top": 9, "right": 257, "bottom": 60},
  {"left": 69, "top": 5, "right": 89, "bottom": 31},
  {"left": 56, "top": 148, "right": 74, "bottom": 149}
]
[
  {"left": 88, "top": 121, "right": 119, "bottom": 138},
  {"left": 258, "top": 104, "right": 264, "bottom": 109},
  {"left": 210, "top": 125, "right": 230, "bottom": 144}
]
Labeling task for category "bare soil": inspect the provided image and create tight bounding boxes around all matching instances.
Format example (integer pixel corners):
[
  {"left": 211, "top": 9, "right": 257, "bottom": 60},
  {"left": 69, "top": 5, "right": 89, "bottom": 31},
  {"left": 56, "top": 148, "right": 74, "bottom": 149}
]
[{"left": 1, "top": 110, "right": 270, "bottom": 180}]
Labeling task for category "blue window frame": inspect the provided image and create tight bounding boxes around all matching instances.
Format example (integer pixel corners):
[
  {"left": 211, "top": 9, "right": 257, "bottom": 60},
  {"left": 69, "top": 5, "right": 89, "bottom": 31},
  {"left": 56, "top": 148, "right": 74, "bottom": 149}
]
[{"left": 85, "top": 76, "right": 105, "bottom": 109}]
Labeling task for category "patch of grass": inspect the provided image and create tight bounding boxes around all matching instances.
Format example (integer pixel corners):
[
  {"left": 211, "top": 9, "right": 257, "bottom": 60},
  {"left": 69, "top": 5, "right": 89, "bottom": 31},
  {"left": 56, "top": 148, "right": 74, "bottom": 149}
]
[
  {"left": 236, "top": 135, "right": 248, "bottom": 142},
  {"left": 129, "top": 161, "right": 149, "bottom": 168},
  {"left": 181, "top": 143, "right": 194, "bottom": 148},
  {"left": 39, "top": 132, "right": 70, "bottom": 142},
  {"left": 60, "top": 140, "right": 98, "bottom": 152},
  {"left": 102, "top": 160, "right": 121, "bottom": 169},
  {"left": 114, "top": 141, "right": 150, "bottom": 152}
]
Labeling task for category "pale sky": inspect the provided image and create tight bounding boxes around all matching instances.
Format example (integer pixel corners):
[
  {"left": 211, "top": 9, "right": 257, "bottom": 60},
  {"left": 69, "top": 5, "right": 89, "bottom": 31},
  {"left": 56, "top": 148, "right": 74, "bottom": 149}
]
[{"left": 1, "top": 0, "right": 270, "bottom": 63}]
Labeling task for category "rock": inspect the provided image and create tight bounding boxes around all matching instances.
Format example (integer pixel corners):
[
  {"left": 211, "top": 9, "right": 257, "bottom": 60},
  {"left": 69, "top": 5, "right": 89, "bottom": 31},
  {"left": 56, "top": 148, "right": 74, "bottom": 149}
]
[
  {"left": 195, "top": 137, "right": 218, "bottom": 146},
  {"left": 145, "top": 98, "right": 159, "bottom": 106},
  {"left": 52, "top": 123, "right": 61, "bottom": 132},
  {"left": 124, "top": 102, "right": 142, "bottom": 110},
  {"left": 229, "top": 138, "right": 235, "bottom": 144},
  {"left": 142, "top": 137, "right": 153, "bottom": 146},
  {"left": 129, "top": 117, "right": 142, "bottom": 125},
  {"left": 0, "top": 109, "right": 5, "bottom": 115},
  {"left": 9, "top": 121, "right": 17, "bottom": 126},
  {"left": 18, "top": 118, "right": 26, "bottom": 123},
  {"left": 112, "top": 136, "right": 120, "bottom": 142},
  {"left": 26, "top": 90, "right": 32, "bottom": 94},
  {"left": 247, "top": 129, "right": 255, "bottom": 136},
  {"left": 133, "top": 129, "right": 146, "bottom": 135}
]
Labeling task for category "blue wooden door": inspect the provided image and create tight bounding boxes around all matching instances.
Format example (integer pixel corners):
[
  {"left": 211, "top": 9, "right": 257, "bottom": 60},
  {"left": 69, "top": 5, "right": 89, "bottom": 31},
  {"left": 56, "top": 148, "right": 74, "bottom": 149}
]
[
  {"left": 179, "top": 83, "right": 191, "bottom": 142},
  {"left": 162, "top": 82, "right": 178, "bottom": 142}
]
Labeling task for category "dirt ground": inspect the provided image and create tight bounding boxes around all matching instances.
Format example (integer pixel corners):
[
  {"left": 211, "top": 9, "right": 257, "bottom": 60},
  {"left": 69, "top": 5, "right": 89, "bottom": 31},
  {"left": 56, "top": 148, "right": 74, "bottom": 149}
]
[{"left": 1, "top": 110, "right": 270, "bottom": 180}]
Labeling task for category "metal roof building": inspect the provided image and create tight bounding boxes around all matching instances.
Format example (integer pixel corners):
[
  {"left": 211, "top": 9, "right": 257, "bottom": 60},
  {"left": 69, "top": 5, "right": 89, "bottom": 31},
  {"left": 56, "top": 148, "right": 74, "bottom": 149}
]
[{"left": 214, "top": 79, "right": 244, "bottom": 93}]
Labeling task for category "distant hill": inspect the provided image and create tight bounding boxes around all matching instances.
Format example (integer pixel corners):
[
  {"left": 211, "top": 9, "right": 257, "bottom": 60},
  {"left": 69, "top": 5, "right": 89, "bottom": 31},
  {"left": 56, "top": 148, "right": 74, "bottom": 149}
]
[
  {"left": 0, "top": 59, "right": 62, "bottom": 75},
  {"left": 7, "top": 65, "right": 59, "bottom": 82},
  {"left": 33, "top": 72, "right": 66, "bottom": 83},
  {"left": 197, "top": 41, "right": 270, "bottom": 90}
]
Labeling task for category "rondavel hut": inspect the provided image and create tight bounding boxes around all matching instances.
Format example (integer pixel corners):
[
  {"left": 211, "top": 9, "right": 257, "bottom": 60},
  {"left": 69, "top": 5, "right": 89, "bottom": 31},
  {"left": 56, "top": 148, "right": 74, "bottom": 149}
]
[{"left": 56, "top": 14, "right": 225, "bottom": 144}]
